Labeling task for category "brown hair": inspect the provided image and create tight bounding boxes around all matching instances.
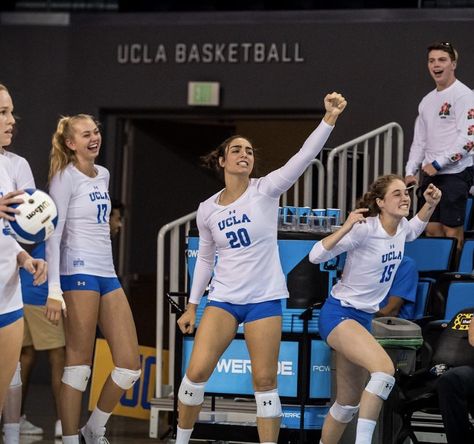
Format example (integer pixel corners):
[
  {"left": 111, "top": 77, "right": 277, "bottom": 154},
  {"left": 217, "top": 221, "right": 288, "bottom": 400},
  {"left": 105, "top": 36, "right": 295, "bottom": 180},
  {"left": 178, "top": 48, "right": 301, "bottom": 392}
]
[
  {"left": 48, "top": 114, "right": 97, "bottom": 182},
  {"left": 427, "top": 42, "right": 458, "bottom": 62},
  {"left": 200, "top": 135, "right": 256, "bottom": 180},
  {"left": 0, "top": 83, "right": 8, "bottom": 93},
  {"left": 356, "top": 174, "right": 405, "bottom": 217}
]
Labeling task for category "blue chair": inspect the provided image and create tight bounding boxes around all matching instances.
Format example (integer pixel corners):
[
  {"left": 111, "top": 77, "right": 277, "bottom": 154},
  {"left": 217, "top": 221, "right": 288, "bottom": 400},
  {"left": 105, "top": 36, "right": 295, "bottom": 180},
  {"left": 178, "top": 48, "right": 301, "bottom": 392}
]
[
  {"left": 464, "top": 197, "right": 473, "bottom": 231},
  {"left": 458, "top": 239, "right": 474, "bottom": 273},
  {"left": 412, "top": 277, "right": 435, "bottom": 320},
  {"left": 429, "top": 272, "right": 474, "bottom": 320},
  {"left": 404, "top": 237, "right": 457, "bottom": 278},
  {"left": 444, "top": 281, "right": 474, "bottom": 320}
]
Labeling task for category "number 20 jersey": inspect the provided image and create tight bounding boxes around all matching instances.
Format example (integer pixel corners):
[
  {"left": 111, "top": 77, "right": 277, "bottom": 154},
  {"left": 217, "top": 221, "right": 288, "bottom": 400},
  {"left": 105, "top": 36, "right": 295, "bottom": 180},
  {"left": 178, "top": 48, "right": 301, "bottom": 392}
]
[{"left": 189, "top": 120, "right": 335, "bottom": 305}]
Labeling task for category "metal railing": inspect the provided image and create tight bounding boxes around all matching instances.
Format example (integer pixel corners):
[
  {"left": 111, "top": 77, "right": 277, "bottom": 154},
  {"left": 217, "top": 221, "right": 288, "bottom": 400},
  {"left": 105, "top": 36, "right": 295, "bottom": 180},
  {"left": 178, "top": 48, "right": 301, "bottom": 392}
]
[
  {"left": 326, "top": 122, "right": 404, "bottom": 218},
  {"left": 154, "top": 122, "right": 404, "bottom": 399},
  {"left": 281, "top": 158, "right": 325, "bottom": 208},
  {"left": 155, "top": 211, "right": 196, "bottom": 398}
]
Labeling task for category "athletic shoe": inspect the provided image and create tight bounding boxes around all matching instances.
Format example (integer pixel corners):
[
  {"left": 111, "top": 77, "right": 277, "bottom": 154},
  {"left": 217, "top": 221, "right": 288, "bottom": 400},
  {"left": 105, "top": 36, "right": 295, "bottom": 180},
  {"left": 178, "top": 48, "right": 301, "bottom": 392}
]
[
  {"left": 19, "top": 416, "right": 44, "bottom": 435},
  {"left": 80, "top": 425, "right": 109, "bottom": 444},
  {"left": 54, "top": 420, "right": 62, "bottom": 438}
]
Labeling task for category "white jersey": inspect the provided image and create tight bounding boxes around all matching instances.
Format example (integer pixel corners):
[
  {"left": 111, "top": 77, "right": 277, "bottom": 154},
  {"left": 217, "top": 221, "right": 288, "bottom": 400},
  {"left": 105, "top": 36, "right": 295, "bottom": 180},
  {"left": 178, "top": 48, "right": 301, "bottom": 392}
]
[
  {"left": 2, "top": 150, "right": 35, "bottom": 189},
  {"left": 406, "top": 79, "right": 474, "bottom": 176},
  {"left": 189, "top": 120, "right": 334, "bottom": 305},
  {"left": 309, "top": 215, "right": 427, "bottom": 313},
  {"left": 0, "top": 154, "right": 24, "bottom": 315},
  {"left": 46, "top": 164, "right": 116, "bottom": 292}
]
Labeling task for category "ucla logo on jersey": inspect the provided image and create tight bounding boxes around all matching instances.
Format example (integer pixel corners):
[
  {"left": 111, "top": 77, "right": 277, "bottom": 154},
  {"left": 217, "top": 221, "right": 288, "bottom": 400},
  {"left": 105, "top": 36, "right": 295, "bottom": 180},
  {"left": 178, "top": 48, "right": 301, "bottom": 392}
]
[
  {"left": 381, "top": 251, "right": 402, "bottom": 263},
  {"left": 217, "top": 210, "right": 251, "bottom": 231},
  {"left": 73, "top": 258, "right": 85, "bottom": 267},
  {"left": 89, "top": 190, "right": 110, "bottom": 202}
]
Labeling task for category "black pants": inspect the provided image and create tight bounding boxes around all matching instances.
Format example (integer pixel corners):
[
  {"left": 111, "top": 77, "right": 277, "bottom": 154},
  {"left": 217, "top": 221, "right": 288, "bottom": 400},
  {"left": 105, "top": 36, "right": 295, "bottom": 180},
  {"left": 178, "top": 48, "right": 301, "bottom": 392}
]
[{"left": 436, "top": 366, "right": 474, "bottom": 443}]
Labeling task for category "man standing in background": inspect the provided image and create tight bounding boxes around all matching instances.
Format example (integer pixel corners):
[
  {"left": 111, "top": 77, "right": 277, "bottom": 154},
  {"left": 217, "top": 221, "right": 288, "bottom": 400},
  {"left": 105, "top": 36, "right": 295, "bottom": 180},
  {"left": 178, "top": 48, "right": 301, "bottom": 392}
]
[{"left": 405, "top": 42, "right": 474, "bottom": 258}]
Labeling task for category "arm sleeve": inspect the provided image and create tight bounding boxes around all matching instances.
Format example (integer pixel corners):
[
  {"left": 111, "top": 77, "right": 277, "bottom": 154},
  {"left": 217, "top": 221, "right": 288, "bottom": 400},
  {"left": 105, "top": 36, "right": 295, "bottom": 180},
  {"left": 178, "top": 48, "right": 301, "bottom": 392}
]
[
  {"left": 45, "top": 171, "right": 73, "bottom": 292},
  {"left": 308, "top": 223, "right": 369, "bottom": 264},
  {"left": 188, "top": 205, "right": 217, "bottom": 305},
  {"left": 405, "top": 114, "right": 427, "bottom": 176},
  {"left": 257, "top": 121, "right": 334, "bottom": 198},
  {"left": 405, "top": 216, "right": 428, "bottom": 242},
  {"left": 14, "top": 157, "right": 36, "bottom": 190},
  {"left": 436, "top": 92, "right": 474, "bottom": 168}
]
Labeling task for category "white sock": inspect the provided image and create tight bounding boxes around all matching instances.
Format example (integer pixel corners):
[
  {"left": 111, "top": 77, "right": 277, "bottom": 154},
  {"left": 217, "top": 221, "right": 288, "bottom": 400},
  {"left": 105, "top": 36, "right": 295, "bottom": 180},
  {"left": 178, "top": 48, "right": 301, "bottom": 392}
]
[
  {"left": 86, "top": 407, "right": 112, "bottom": 433},
  {"left": 355, "top": 418, "right": 377, "bottom": 444},
  {"left": 3, "top": 423, "right": 20, "bottom": 444},
  {"left": 175, "top": 426, "right": 193, "bottom": 444},
  {"left": 62, "top": 434, "right": 80, "bottom": 444}
]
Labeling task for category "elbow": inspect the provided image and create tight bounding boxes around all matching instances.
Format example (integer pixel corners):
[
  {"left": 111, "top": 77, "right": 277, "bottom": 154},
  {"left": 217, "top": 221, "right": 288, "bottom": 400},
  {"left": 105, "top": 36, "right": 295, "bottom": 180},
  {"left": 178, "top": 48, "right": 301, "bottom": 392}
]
[{"left": 308, "top": 250, "right": 319, "bottom": 264}]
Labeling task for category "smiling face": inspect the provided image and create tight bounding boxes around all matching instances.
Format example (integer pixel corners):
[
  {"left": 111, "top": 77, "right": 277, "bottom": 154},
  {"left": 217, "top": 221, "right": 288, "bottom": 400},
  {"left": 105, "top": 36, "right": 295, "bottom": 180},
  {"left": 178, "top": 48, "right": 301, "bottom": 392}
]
[
  {"left": 428, "top": 49, "right": 456, "bottom": 91},
  {"left": 0, "top": 89, "right": 15, "bottom": 149},
  {"left": 219, "top": 137, "right": 255, "bottom": 178},
  {"left": 65, "top": 117, "right": 101, "bottom": 162},
  {"left": 377, "top": 179, "right": 411, "bottom": 219}
]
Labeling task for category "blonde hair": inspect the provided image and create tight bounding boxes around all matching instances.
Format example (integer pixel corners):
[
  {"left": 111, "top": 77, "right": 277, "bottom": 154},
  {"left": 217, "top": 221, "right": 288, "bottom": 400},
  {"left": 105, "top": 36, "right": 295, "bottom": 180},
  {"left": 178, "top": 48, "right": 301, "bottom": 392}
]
[
  {"left": 48, "top": 114, "right": 96, "bottom": 182},
  {"left": 356, "top": 174, "right": 405, "bottom": 217}
]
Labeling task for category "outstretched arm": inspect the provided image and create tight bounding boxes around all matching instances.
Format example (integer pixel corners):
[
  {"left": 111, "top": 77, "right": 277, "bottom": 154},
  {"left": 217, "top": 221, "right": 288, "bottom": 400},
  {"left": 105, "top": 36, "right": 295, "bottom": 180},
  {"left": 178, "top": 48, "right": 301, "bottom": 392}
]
[
  {"left": 309, "top": 208, "right": 368, "bottom": 263},
  {"left": 416, "top": 183, "right": 442, "bottom": 222},
  {"left": 259, "top": 92, "right": 347, "bottom": 198},
  {"left": 406, "top": 184, "right": 442, "bottom": 241}
]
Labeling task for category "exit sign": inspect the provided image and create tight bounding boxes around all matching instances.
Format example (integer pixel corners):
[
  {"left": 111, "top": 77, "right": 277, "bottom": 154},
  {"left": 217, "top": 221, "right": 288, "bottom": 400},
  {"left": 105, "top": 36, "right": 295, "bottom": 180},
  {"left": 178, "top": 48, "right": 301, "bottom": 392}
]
[{"left": 187, "top": 82, "right": 220, "bottom": 106}]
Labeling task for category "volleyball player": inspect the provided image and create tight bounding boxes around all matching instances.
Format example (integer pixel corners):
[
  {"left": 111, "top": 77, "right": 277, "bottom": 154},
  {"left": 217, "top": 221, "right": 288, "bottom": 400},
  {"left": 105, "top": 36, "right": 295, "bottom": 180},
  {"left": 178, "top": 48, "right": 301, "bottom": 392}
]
[
  {"left": 0, "top": 83, "right": 65, "bottom": 440},
  {"left": 309, "top": 175, "right": 441, "bottom": 444},
  {"left": 175, "top": 92, "right": 347, "bottom": 444},
  {"left": 45, "top": 114, "right": 141, "bottom": 444},
  {"left": 0, "top": 85, "right": 47, "bottom": 437}
]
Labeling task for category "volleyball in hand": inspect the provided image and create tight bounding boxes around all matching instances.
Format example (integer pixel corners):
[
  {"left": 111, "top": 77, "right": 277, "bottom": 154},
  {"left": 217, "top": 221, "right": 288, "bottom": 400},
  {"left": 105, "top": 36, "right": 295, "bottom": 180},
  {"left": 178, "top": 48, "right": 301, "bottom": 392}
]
[{"left": 3, "top": 188, "right": 58, "bottom": 244}]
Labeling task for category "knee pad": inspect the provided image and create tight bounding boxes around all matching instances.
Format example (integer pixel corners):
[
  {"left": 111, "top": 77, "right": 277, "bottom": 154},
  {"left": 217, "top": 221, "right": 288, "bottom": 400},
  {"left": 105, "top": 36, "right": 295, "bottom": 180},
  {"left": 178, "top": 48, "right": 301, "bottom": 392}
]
[
  {"left": 255, "top": 389, "right": 282, "bottom": 418},
  {"left": 329, "top": 401, "right": 359, "bottom": 423},
  {"left": 111, "top": 367, "right": 141, "bottom": 390},
  {"left": 10, "top": 362, "right": 22, "bottom": 388},
  {"left": 365, "top": 371, "right": 395, "bottom": 400},
  {"left": 178, "top": 374, "right": 206, "bottom": 406},
  {"left": 62, "top": 365, "right": 91, "bottom": 392}
]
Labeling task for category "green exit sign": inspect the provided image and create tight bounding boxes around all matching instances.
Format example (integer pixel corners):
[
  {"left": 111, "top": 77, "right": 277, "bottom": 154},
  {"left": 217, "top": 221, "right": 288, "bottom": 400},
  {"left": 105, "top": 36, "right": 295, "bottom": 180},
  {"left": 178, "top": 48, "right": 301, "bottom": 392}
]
[{"left": 187, "top": 82, "right": 220, "bottom": 106}]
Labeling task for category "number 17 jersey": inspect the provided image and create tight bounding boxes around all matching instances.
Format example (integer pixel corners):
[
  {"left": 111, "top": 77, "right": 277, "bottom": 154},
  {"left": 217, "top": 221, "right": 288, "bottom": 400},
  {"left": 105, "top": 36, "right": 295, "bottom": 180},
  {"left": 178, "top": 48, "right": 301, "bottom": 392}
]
[{"left": 46, "top": 164, "right": 116, "bottom": 291}]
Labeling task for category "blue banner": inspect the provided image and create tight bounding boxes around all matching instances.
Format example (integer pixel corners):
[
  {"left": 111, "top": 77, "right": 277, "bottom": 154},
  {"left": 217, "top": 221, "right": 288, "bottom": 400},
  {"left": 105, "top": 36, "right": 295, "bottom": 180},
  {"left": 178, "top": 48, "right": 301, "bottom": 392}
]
[{"left": 182, "top": 338, "right": 299, "bottom": 397}]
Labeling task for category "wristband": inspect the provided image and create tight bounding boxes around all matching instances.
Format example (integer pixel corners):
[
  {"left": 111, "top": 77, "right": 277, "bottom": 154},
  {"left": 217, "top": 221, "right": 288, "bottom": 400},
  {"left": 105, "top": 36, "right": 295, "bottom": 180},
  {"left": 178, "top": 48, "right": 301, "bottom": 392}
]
[{"left": 431, "top": 160, "right": 442, "bottom": 171}]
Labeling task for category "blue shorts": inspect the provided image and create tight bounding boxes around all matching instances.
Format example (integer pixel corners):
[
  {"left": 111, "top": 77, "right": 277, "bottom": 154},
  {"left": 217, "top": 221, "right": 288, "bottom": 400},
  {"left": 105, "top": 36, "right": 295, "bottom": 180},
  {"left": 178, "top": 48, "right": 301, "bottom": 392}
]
[
  {"left": 0, "top": 308, "right": 24, "bottom": 328},
  {"left": 60, "top": 274, "right": 121, "bottom": 296},
  {"left": 207, "top": 299, "right": 282, "bottom": 324},
  {"left": 319, "top": 296, "right": 373, "bottom": 342}
]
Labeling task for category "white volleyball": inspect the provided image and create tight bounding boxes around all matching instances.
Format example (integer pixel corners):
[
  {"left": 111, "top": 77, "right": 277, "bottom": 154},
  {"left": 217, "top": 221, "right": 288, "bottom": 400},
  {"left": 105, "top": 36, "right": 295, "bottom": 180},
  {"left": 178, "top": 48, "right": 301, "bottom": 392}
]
[{"left": 3, "top": 188, "right": 58, "bottom": 244}]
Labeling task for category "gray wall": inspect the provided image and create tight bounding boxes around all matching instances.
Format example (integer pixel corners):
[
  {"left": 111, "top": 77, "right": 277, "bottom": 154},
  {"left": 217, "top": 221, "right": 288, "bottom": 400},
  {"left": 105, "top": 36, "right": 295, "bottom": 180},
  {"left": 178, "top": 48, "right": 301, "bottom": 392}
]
[{"left": 1, "top": 8, "right": 473, "bottom": 186}]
